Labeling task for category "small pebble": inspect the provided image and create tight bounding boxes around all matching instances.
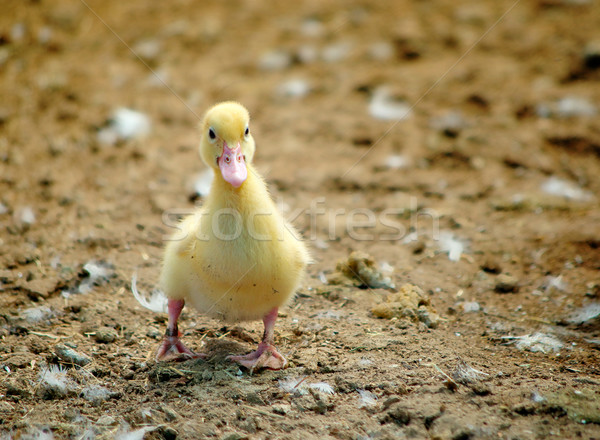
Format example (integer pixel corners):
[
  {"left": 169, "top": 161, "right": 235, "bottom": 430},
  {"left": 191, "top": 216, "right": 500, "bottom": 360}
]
[
  {"left": 369, "top": 41, "right": 394, "bottom": 60},
  {"left": 94, "top": 327, "right": 118, "bottom": 343},
  {"left": 54, "top": 343, "right": 92, "bottom": 366},
  {"left": 296, "top": 45, "right": 318, "bottom": 64},
  {"left": 462, "top": 302, "right": 480, "bottom": 313},
  {"left": 258, "top": 50, "right": 292, "bottom": 71},
  {"left": 494, "top": 274, "right": 519, "bottom": 293},
  {"left": 583, "top": 40, "right": 600, "bottom": 70},
  {"left": 277, "top": 79, "right": 311, "bottom": 98},
  {"left": 321, "top": 42, "right": 352, "bottom": 63},
  {"left": 97, "top": 415, "right": 118, "bottom": 426},
  {"left": 133, "top": 38, "right": 161, "bottom": 61},
  {"left": 10, "top": 23, "right": 26, "bottom": 42},
  {"left": 481, "top": 257, "right": 502, "bottom": 274},
  {"left": 83, "top": 385, "right": 112, "bottom": 405},
  {"left": 14, "top": 206, "right": 36, "bottom": 228},
  {"left": 300, "top": 18, "right": 324, "bottom": 37},
  {"left": 429, "top": 111, "right": 468, "bottom": 137},
  {"left": 381, "top": 403, "right": 412, "bottom": 426}
]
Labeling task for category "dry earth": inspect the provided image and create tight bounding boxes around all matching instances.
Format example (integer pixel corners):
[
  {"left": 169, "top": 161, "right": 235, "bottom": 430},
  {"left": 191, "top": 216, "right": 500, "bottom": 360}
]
[{"left": 1, "top": 0, "right": 600, "bottom": 439}]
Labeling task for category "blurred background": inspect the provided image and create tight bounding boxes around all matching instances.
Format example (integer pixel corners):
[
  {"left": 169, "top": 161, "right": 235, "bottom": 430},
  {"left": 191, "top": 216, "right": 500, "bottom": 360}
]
[{"left": 1, "top": 0, "right": 599, "bottom": 438}]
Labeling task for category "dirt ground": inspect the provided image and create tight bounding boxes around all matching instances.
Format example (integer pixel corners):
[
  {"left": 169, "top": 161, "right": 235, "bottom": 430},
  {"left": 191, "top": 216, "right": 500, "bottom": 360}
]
[{"left": 1, "top": 0, "right": 600, "bottom": 439}]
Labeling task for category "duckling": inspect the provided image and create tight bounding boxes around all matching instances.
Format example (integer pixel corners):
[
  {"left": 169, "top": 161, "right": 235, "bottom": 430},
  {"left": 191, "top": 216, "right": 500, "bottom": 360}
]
[{"left": 157, "top": 102, "right": 309, "bottom": 370}]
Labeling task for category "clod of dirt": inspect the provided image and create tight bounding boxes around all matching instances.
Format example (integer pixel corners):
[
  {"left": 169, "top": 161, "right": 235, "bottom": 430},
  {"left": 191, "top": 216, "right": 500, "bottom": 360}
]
[
  {"left": 94, "top": 327, "right": 118, "bottom": 343},
  {"left": 293, "top": 388, "right": 335, "bottom": 414},
  {"left": 543, "top": 389, "right": 600, "bottom": 424},
  {"left": 334, "top": 376, "right": 361, "bottom": 394},
  {"left": 97, "top": 415, "right": 118, "bottom": 426},
  {"left": 54, "top": 343, "right": 92, "bottom": 366},
  {"left": 2, "top": 353, "right": 38, "bottom": 369},
  {"left": 481, "top": 256, "right": 502, "bottom": 274},
  {"left": 371, "top": 284, "right": 439, "bottom": 328},
  {"left": 428, "top": 414, "right": 474, "bottom": 440},
  {"left": 429, "top": 110, "right": 468, "bottom": 138},
  {"left": 6, "top": 380, "right": 31, "bottom": 398},
  {"left": 470, "top": 383, "right": 491, "bottom": 396},
  {"left": 82, "top": 385, "right": 112, "bottom": 406},
  {"left": 380, "top": 403, "right": 412, "bottom": 426},
  {"left": 17, "top": 278, "right": 60, "bottom": 301},
  {"left": 494, "top": 274, "right": 519, "bottom": 293},
  {"left": 329, "top": 251, "right": 395, "bottom": 290},
  {"left": 148, "top": 364, "right": 189, "bottom": 383}
]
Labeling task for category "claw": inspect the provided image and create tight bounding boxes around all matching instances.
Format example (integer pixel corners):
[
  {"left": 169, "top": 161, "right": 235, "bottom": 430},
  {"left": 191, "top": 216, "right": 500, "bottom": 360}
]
[
  {"left": 228, "top": 341, "right": 287, "bottom": 371},
  {"left": 156, "top": 335, "right": 205, "bottom": 362}
]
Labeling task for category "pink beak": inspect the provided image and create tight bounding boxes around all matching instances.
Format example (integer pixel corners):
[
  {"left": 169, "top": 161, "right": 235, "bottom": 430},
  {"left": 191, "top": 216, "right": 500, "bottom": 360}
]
[{"left": 218, "top": 142, "right": 247, "bottom": 188}]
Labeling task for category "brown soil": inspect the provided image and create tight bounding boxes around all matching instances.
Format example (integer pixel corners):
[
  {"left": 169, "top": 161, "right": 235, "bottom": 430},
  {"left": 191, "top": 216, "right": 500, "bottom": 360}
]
[{"left": 1, "top": 0, "right": 600, "bottom": 439}]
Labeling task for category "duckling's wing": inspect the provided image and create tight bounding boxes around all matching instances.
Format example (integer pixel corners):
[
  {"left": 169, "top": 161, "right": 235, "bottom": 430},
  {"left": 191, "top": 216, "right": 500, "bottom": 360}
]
[{"left": 170, "top": 212, "right": 200, "bottom": 257}]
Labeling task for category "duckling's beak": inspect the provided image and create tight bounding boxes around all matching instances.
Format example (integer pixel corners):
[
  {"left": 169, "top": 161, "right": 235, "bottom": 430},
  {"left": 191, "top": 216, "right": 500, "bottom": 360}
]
[{"left": 218, "top": 142, "right": 247, "bottom": 188}]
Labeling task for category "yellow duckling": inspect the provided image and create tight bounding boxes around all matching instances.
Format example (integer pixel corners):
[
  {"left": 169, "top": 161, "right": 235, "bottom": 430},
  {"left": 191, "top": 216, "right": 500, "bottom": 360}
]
[{"left": 157, "top": 102, "right": 309, "bottom": 370}]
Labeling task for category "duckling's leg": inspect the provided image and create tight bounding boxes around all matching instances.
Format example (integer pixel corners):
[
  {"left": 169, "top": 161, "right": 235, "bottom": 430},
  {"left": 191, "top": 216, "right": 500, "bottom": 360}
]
[
  {"left": 156, "top": 299, "right": 205, "bottom": 361},
  {"left": 228, "top": 307, "right": 287, "bottom": 371}
]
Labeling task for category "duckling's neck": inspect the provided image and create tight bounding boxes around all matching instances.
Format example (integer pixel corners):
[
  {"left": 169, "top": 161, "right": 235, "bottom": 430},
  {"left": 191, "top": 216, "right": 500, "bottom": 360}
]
[{"left": 207, "top": 163, "right": 270, "bottom": 212}]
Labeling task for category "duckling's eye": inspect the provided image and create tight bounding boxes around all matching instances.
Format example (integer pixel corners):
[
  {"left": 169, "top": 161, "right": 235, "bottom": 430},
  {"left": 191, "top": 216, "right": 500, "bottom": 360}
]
[
  {"left": 208, "top": 128, "right": 217, "bottom": 142},
  {"left": 244, "top": 127, "right": 249, "bottom": 137},
  {"left": 237, "top": 154, "right": 242, "bottom": 162},
  {"left": 224, "top": 155, "right": 231, "bottom": 164}
]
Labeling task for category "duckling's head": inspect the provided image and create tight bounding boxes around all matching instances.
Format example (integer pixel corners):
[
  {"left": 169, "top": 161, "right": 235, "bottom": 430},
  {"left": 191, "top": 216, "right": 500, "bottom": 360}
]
[{"left": 200, "top": 101, "right": 256, "bottom": 188}]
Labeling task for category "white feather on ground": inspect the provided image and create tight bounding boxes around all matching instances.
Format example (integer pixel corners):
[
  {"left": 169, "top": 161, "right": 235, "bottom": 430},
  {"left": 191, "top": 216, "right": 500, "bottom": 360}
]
[
  {"left": 452, "top": 359, "right": 489, "bottom": 384},
  {"left": 502, "top": 333, "right": 564, "bottom": 353},
  {"left": 543, "top": 275, "right": 568, "bottom": 292},
  {"left": 277, "top": 79, "right": 311, "bottom": 98},
  {"left": 536, "top": 96, "right": 596, "bottom": 118},
  {"left": 438, "top": 232, "right": 465, "bottom": 262},
  {"left": 357, "top": 389, "right": 377, "bottom": 408},
  {"left": 541, "top": 177, "right": 594, "bottom": 201},
  {"left": 279, "top": 377, "right": 335, "bottom": 396},
  {"left": 97, "top": 108, "right": 151, "bottom": 145},
  {"left": 66, "top": 261, "right": 115, "bottom": 296},
  {"left": 21, "top": 306, "right": 55, "bottom": 323},
  {"left": 14, "top": 206, "right": 35, "bottom": 226},
  {"left": 131, "top": 272, "right": 168, "bottom": 313},
  {"left": 369, "top": 88, "right": 412, "bottom": 121},
  {"left": 115, "top": 425, "right": 157, "bottom": 440},
  {"left": 383, "top": 154, "right": 410, "bottom": 170},
  {"left": 39, "top": 364, "right": 72, "bottom": 394}
]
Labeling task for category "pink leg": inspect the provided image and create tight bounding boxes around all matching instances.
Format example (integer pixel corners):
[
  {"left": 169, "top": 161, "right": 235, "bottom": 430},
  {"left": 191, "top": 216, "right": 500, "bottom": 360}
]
[
  {"left": 228, "top": 307, "right": 287, "bottom": 371},
  {"left": 156, "top": 299, "right": 205, "bottom": 361}
]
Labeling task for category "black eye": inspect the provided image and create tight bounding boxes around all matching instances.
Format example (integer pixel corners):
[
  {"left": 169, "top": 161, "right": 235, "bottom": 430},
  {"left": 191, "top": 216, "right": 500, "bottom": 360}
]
[
  {"left": 208, "top": 128, "right": 216, "bottom": 140},
  {"left": 244, "top": 127, "right": 249, "bottom": 136}
]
